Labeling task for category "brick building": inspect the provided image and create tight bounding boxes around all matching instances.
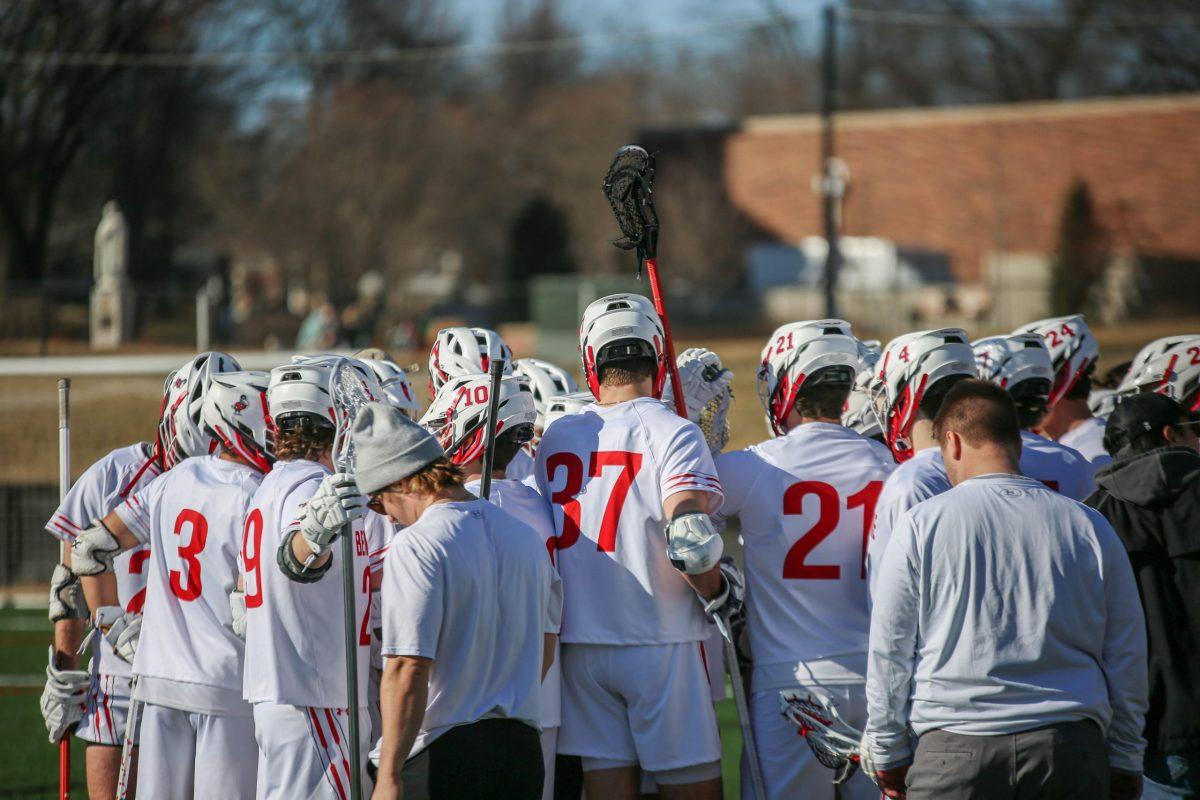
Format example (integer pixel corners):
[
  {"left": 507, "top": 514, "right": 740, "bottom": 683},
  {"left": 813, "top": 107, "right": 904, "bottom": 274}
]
[{"left": 724, "top": 93, "right": 1200, "bottom": 284}]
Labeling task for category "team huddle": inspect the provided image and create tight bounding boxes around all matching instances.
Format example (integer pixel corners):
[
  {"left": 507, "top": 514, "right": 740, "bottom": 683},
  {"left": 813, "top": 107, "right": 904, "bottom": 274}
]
[{"left": 37, "top": 294, "right": 1198, "bottom": 799}]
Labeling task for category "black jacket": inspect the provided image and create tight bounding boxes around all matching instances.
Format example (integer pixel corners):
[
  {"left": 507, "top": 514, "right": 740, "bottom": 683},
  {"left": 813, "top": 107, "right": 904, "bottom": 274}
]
[{"left": 1087, "top": 446, "right": 1200, "bottom": 755}]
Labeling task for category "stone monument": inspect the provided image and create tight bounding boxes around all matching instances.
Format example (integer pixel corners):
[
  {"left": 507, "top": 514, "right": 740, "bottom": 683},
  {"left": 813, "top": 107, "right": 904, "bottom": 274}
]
[{"left": 90, "top": 201, "right": 134, "bottom": 349}]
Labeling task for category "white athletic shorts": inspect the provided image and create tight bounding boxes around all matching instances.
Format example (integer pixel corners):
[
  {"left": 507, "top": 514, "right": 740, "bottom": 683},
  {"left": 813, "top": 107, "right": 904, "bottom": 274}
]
[
  {"left": 559, "top": 642, "right": 721, "bottom": 773},
  {"left": 136, "top": 702, "right": 257, "bottom": 799},
  {"left": 253, "top": 701, "right": 372, "bottom": 800},
  {"left": 744, "top": 683, "right": 877, "bottom": 800},
  {"left": 540, "top": 726, "right": 559, "bottom": 800},
  {"left": 76, "top": 673, "right": 136, "bottom": 747}
]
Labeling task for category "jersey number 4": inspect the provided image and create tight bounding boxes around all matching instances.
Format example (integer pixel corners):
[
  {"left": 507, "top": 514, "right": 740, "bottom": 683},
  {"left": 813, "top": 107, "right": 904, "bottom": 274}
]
[
  {"left": 782, "top": 481, "right": 882, "bottom": 580},
  {"left": 546, "top": 450, "right": 643, "bottom": 559}
]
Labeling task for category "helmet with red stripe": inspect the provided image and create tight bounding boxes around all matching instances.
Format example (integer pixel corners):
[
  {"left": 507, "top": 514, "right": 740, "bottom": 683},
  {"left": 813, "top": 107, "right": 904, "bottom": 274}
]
[
  {"left": 1121, "top": 337, "right": 1200, "bottom": 412},
  {"left": 973, "top": 333, "right": 1053, "bottom": 394},
  {"left": 419, "top": 374, "right": 536, "bottom": 466},
  {"left": 870, "top": 328, "right": 975, "bottom": 461},
  {"left": 428, "top": 327, "right": 513, "bottom": 396},
  {"left": 1012, "top": 315, "right": 1099, "bottom": 409},
  {"left": 158, "top": 351, "right": 241, "bottom": 469},
  {"left": 756, "top": 320, "right": 860, "bottom": 437},
  {"left": 360, "top": 358, "right": 422, "bottom": 417},
  {"left": 1116, "top": 335, "right": 1200, "bottom": 397},
  {"left": 578, "top": 294, "right": 666, "bottom": 399},
  {"left": 201, "top": 371, "right": 275, "bottom": 473}
]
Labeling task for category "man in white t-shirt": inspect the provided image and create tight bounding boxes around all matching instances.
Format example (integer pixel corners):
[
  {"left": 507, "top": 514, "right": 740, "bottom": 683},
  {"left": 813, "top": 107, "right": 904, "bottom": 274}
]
[
  {"left": 718, "top": 320, "right": 894, "bottom": 799},
  {"left": 72, "top": 371, "right": 272, "bottom": 798},
  {"left": 1014, "top": 315, "right": 1111, "bottom": 468},
  {"left": 973, "top": 333, "right": 1095, "bottom": 500},
  {"left": 355, "top": 403, "right": 561, "bottom": 800},
  {"left": 420, "top": 372, "right": 564, "bottom": 800},
  {"left": 241, "top": 360, "right": 385, "bottom": 799},
  {"left": 536, "top": 294, "right": 737, "bottom": 800},
  {"left": 864, "top": 329, "right": 976, "bottom": 599}
]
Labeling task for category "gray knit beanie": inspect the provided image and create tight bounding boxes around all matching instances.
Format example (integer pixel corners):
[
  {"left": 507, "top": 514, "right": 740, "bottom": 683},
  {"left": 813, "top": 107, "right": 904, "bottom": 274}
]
[{"left": 351, "top": 402, "right": 445, "bottom": 494}]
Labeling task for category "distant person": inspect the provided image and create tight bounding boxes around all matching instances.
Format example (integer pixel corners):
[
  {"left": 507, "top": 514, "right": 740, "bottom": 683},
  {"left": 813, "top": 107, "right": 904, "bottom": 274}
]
[
  {"left": 295, "top": 298, "right": 340, "bottom": 350},
  {"left": 866, "top": 379, "right": 1147, "bottom": 800},
  {"left": 1088, "top": 393, "right": 1200, "bottom": 798}
]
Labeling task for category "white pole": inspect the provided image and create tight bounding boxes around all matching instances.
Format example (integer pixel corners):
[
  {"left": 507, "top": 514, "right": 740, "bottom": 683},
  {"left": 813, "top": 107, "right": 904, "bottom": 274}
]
[{"left": 196, "top": 285, "right": 210, "bottom": 352}]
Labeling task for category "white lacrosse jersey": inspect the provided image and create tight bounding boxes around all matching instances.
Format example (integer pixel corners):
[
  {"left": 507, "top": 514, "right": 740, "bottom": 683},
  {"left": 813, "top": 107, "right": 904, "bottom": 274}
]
[
  {"left": 1019, "top": 431, "right": 1095, "bottom": 500},
  {"left": 717, "top": 423, "right": 894, "bottom": 690},
  {"left": 466, "top": 477, "right": 563, "bottom": 728},
  {"left": 506, "top": 449, "right": 535, "bottom": 483},
  {"left": 382, "top": 499, "right": 561, "bottom": 756},
  {"left": 44, "top": 442, "right": 160, "bottom": 680},
  {"left": 242, "top": 459, "right": 385, "bottom": 709},
  {"left": 534, "top": 397, "right": 723, "bottom": 645},
  {"left": 1058, "top": 416, "right": 1112, "bottom": 469},
  {"left": 115, "top": 454, "right": 263, "bottom": 715},
  {"left": 866, "top": 447, "right": 950, "bottom": 601}
]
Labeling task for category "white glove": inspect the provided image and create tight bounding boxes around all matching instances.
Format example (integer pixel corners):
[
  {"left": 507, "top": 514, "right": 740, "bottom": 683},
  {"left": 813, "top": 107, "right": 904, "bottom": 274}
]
[
  {"left": 701, "top": 559, "right": 745, "bottom": 622},
  {"left": 70, "top": 523, "right": 121, "bottom": 576},
  {"left": 299, "top": 472, "right": 367, "bottom": 558},
  {"left": 48, "top": 563, "right": 89, "bottom": 622},
  {"left": 40, "top": 647, "right": 89, "bottom": 744},
  {"left": 859, "top": 729, "right": 879, "bottom": 786},
  {"left": 95, "top": 606, "right": 141, "bottom": 665},
  {"left": 229, "top": 588, "right": 247, "bottom": 639},
  {"left": 669, "top": 348, "right": 734, "bottom": 453}
]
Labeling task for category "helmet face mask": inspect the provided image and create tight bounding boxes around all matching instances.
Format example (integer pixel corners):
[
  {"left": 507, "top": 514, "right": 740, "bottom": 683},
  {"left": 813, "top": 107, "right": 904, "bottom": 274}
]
[
  {"left": 419, "top": 374, "right": 537, "bottom": 466},
  {"left": 159, "top": 352, "right": 241, "bottom": 469},
  {"left": 202, "top": 371, "right": 275, "bottom": 473}
]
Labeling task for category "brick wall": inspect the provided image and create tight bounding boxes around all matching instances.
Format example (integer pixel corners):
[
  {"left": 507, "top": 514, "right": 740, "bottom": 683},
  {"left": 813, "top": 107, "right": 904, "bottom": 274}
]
[{"left": 725, "top": 94, "right": 1200, "bottom": 281}]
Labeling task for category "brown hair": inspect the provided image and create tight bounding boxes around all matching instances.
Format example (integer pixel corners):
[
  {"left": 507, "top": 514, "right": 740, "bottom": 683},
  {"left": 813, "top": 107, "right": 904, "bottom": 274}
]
[
  {"left": 600, "top": 357, "right": 657, "bottom": 387},
  {"left": 795, "top": 384, "right": 850, "bottom": 421},
  {"left": 397, "top": 457, "right": 464, "bottom": 495},
  {"left": 932, "top": 379, "right": 1022, "bottom": 458},
  {"left": 274, "top": 424, "right": 334, "bottom": 462}
]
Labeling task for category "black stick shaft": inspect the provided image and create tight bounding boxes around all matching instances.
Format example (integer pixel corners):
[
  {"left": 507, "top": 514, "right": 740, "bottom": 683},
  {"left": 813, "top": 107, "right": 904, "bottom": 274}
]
[{"left": 479, "top": 361, "right": 505, "bottom": 499}]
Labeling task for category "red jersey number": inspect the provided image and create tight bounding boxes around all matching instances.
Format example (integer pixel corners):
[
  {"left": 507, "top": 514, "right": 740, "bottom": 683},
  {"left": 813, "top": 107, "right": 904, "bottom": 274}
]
[
  {"left": 169, "top": 509, "right": 208, "bottom": 601},
  {"left": 782, "top": 480, "right": 884, "bottom": 581},
  {"left": 546, "top": 450, "right": 643, "bottom": 557}
]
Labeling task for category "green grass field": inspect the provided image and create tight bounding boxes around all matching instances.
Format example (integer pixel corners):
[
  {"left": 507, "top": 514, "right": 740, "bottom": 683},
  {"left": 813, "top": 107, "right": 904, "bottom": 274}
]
[{"left": 0, "top": 606, "right": 745, "bottom": 797}]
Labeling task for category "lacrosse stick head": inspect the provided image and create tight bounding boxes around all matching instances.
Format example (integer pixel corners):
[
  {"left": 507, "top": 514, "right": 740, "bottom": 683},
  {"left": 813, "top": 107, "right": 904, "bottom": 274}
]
[
  {"left": 329, "top": 358, "right": 382, "bottom": 474},
  {"left": 780, "top": 690, "right": 863, "bottom": 785},
  {"left": 602, "top": 145, "right": 659, "bottom": 263}
]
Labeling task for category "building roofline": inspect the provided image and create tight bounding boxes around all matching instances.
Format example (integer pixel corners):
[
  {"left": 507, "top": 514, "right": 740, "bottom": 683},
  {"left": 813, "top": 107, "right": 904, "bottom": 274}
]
[{"left": 742, "top": 93, "right": 1200, "bottom": 134}]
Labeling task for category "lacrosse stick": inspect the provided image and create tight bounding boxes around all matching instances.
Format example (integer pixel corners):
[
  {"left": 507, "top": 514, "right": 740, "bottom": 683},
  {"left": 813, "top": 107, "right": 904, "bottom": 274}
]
[
  {"left": 602, "top": 145, "right": 687, "bottom": 417},
  {"left": 780, "top": 690, "right": 871, "bottom": 786},
  {"left": 115, "top": 682, "right": 140, "bottom": 800},
  {"left": 56, "top": 380, "right": 73, "bottom": 800},
  {"left": 330, "top": 359, "right": 380, "bottom": 800},
  {"left": 479, "top": 361, "right": 505, "bottom": 500},
  {"left": 712, "top": 610, "right": 769, "bottom": 800}
]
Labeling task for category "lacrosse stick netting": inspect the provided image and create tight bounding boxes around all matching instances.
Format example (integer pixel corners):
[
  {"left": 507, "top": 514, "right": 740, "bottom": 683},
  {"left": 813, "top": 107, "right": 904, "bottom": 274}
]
[
  {"left": 779, "top": 690, "right": 866, "bottom": 785},
  {"left": 602, "top": 145, "right": 659, "bottom": 260}
]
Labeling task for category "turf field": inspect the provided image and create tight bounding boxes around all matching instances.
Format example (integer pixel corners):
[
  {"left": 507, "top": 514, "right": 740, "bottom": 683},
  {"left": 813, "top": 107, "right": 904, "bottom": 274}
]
[{"left": 0, "top": 605, "right": 747, "bottom": 797}]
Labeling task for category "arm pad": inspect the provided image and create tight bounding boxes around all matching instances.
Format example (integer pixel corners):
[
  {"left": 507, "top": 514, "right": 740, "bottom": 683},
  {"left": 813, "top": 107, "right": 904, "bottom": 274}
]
[
  {"left": 277, "top": 529, "right": 333, "bottom": 584},
  {"left": 665, "top": 512, "right": 723, "bottom": 575},
  {"left": 70, "top": 523, "right": 121, "bottom": 576}
]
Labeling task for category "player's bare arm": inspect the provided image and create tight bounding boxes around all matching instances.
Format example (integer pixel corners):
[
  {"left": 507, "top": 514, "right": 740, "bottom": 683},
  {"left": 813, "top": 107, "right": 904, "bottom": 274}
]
[
  {"left": 375, "top": 655, "right": 432, "bottom": 799},
  {"left": 542, "top": 633, "right": 557, "bottom": 681}
]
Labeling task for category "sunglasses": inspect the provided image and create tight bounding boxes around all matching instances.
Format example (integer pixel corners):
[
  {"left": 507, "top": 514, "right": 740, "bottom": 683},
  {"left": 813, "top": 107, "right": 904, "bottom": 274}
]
[{"left": 367, "top": 489, "right": 397, "bottom": 513}]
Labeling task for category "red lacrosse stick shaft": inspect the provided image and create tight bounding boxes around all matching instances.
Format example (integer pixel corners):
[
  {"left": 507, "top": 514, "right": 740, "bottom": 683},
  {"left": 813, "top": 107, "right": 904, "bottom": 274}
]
[
  {"left": 644, "top": 257, "right": 686, "bottom": 417},
  {"left": 59, "top": 738, "right": 70, "bottom": 799}
]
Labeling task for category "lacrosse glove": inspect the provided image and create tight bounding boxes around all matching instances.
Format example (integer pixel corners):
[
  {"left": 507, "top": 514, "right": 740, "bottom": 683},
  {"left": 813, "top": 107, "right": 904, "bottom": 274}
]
[
  {"left": 49, "top": 563, "right": 89, "bottom": 623},
  {"left": 670, "top": 348, "right": 734, "bottom": 454},
  {"left": 701, "top": 557, "right": 745, "bottom": 622},
  {"left": 71, "top": 522, "right": 121, "bottom": 576},
  {"left": 40, "top": 646, "right": 89, "bottom": 744},
  {"left": 229, "top": 588, "right": 247, "bottom": 639},
  {"left": 298, "top": 472, "right": 367, "bottom": 559},
  {"left": 95, "top": 605, "right": 141, "bottom": 665}
]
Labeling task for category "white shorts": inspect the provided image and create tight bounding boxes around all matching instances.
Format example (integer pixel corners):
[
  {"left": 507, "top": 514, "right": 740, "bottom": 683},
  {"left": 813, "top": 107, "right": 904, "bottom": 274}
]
[
  {"left": 559, "top": 642, "right": 721, "bottom": 773},
  {"left": 744, "top": 683, "right": 877, "bottom": 800},
  {"left": 253, "top": 702, "right": 372, "bottom": 800},
  {"left": 136, "top": 702, "right": 257, "bottom": 799},
  {"left": 76, "top": 673, "right": 136, "bottom": 747}
]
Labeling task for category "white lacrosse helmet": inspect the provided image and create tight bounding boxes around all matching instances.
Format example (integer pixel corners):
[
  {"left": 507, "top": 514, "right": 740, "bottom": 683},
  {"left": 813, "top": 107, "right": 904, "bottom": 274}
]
[
  {"left": 1121, "top": 337, "right": 1200, "bottom": 412},
  {"left": 512, "top": 358, "right": 579, "bottom": 420},
  {"left": 843, "top": 367, "right": 883, "bottom": 440},
  {"left": 1116, "top": 335, "right": 1200, "bottom": 397},
  {"left": 267, "top": 360, "right": 337, "bottom": 431},
  {"left": 419, "top": 374, "right": 537, "bottom": 465},
  {"left": 1012, "top": 315, "right": 1099, "bottom": 408},
  {"left": 201, "top": 371, "right": 274, "bottom": 473},
  {"left": 973, "top": 333, "right": 1054, "bottom": 394},
  {"left": 159, "top": 351, "right": 241, "bottom": 469},
  {"left": 756, "top": 320, "right": 860, "bottom": 437},
  {"left": 871, "top": 328, "right": 975, "bottom": 461},
  {"left": 360, "top": 358, "right": 422, "bottom": 417},
  {"left": 543, "top": 391, "right": 596, "bottom": 433},
  {"left": 1088, "top": 388, "right": 1118, "bottom": 420},
  {"left": 428, "top": 327, "right": 513, "bottom": 395},
  {"left": 578, "top": 293, "right": 667, "bottom": 399}
]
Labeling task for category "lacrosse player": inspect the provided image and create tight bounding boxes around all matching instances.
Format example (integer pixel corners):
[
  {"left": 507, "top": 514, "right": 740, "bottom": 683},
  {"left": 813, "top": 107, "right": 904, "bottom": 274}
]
[
  {"left": 1014, "top": 315, "right": 1111, "bottom": 467},
  {"left": 972, "top": 333, "right": 1095, "bottom": 499},
  {"left": 535, "top": 294, "right": 736, "bottom": 800},
  {"left": 238, "top": 359, "right": 385, "bottom": 800},
  {"left": 865, "top": 329, "right": 976, "bottom": 599},
  {"left": 72, "top": 370, "right": 271, "bottom": 798},
  {"left": 357, "top": 349, "right": 424, "bottom": 419},
  {"left": 1118, "top": 335, "right": 1200, "bottom": 412},
  {"left": 356, "top": 405, "right": 560, "bottom": 799},
  {"left": 717, "top": 321, "right": 894, "bottom": 799},
  {"left": 40, "top": 352, "right": 237, "bottom": 799},
  {"left": 417, "top": 373, "right": 564, "bottom": 799}
]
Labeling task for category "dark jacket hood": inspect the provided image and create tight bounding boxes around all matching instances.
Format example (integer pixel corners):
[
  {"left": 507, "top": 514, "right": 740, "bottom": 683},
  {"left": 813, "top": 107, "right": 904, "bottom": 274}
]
[{"left": 1095, "top": 446, "right": 1200, "bottom": 508}]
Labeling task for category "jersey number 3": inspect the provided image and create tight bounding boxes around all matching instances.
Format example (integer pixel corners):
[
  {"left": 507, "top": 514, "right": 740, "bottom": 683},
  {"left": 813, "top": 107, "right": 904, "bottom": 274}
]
[
  {"left": 170, "top": 509, "right": 208, "bottom": 601},
  {"left": 782, "top": 481, "right": 882, "bottom": 580}
]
